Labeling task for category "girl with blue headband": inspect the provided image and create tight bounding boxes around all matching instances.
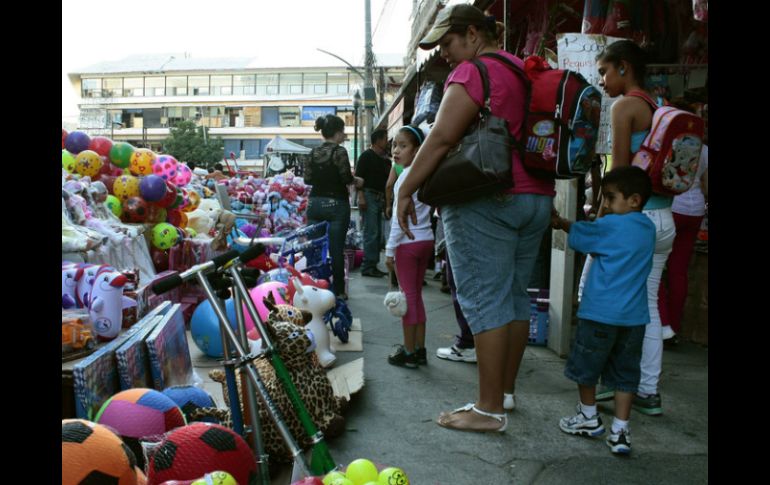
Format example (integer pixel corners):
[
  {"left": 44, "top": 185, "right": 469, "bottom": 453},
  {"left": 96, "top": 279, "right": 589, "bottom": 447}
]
[{"left": 384, "top": 125, "right": 434, "bottom": 368}]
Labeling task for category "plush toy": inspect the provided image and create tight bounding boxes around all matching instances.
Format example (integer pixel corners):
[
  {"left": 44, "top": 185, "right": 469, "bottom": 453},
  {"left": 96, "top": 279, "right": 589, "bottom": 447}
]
[
  {"left": 75, "top": 264, "right": 106, "bottom": 308},
  {"left": 290, "top": 277, "right": 337, "bottom": 368},
  {"left": 62, "top": 266, "right": 81, "bottom": 309},
  {"left": 191, "top": 299, "right": 345, "bottom": 466},
  {"left": 89, "top": 267, "right": 136, "bottom": 341}
]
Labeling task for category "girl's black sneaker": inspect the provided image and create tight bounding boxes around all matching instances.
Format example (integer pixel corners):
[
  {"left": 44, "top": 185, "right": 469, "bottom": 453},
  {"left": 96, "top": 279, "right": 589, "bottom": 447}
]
[
  {"left": 388, "top": 345, "right": 418, "bottom": 368},
  {"left": 416, "top": 347, "right": 427, "bottom": 365}
]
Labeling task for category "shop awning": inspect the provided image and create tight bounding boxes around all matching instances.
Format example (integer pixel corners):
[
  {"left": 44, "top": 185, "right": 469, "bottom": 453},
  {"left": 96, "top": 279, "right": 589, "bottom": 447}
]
[{"left": 264, "top": 136, "right": 312, "bottom": 154}]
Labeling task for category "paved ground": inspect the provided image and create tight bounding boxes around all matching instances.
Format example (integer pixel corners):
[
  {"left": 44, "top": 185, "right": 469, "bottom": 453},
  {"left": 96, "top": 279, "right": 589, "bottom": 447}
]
[{"left": 193, "top": 264, "right": 708, "bottom": 484}]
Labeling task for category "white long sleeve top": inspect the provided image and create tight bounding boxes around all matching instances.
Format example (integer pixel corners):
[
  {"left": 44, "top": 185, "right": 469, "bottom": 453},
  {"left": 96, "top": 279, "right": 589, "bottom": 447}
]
[{"left": 385, "top": 166, "right": 434, "bottom": 258}]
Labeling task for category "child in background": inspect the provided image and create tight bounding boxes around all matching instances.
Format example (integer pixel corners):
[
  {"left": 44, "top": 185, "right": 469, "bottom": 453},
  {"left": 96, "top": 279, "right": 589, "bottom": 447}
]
[
  {"left": 551, "top": 166, "right": 656, "bottom": 454},
  {"left": 385, "top": 125, "right": 434, "bottom": 368}
]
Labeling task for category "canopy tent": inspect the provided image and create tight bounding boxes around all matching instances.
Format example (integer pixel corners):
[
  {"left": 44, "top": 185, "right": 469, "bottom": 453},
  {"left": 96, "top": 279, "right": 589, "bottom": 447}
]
[{"left": 265, "top": 136, "right": 312, "bottom": 154}]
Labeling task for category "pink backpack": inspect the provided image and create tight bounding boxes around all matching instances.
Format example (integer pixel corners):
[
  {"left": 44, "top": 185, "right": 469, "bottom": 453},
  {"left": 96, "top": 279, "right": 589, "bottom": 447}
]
[{"left": 628, "top": 91, "right": 704, "bottom": 195}]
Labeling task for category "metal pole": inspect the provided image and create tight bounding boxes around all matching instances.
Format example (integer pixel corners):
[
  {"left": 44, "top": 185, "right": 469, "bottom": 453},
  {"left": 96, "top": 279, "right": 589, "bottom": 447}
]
[
  {"left": 233, "top": 287, "right": 271, "bottom": 484},
  {"left": 353, "top": 106, "right": 359, "bottom": 162},
  {"left": 194, "top": 271, "right": 312, "bottom": 478},
  {"left": 364, "top": 0, "right": 374, "bottom": 146}
]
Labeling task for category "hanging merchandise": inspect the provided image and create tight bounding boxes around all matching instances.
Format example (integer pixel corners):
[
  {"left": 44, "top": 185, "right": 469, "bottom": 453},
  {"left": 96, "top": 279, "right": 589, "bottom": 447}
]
[
  {"left": 582, "top": 0, "right": 608, "bottom": 34},
  {"left": 693, "top": 0, "right": 708, "bottom": 22},
  {"left": 412, "top": 82, "right": 443, "bottom": 127},
  {"left": 602, "top": 0, "right": 632, "bottom": 38}
]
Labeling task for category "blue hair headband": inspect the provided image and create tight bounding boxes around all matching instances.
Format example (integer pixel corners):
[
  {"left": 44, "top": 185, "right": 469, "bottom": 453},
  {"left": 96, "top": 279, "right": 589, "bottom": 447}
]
[{"left": 402, "top": 125, "right": 424, "bottom": 145}]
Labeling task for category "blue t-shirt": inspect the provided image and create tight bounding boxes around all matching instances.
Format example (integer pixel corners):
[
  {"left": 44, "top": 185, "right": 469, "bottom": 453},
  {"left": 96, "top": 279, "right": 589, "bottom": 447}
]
[{"left": 569, "top": 213, "right": 656, "bottom": 326}]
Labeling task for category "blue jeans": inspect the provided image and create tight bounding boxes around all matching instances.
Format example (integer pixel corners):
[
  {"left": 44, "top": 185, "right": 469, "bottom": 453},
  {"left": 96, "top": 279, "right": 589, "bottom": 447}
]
[
  {"left": 307, "top": 197, "right": 351, "bottom": 296},
  {"left": 361, "top": 189, "right": 384, "bottom": 272},
  {"left": 442, "top": 193, "right": 552, "bottom": 335}
]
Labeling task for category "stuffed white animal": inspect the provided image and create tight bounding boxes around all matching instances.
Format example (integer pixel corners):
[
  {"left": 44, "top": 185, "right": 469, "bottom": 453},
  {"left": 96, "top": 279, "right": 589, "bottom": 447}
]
[
  {"left": 88, "top": 267, "right": 136, "bottom": 341},
  {"left": 383, "top": 291, "right": 407, "bottom": 317},
  {"left": 290, "top": 277, "right": 337, "bottom": 368}
]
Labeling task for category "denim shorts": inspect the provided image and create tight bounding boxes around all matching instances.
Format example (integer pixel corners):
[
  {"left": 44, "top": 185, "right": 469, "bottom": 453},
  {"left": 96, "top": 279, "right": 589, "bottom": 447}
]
[
  {"left": 441, "top": 193, "right": 552, "bottom": 334},
  {"left": 564, "top": 319, "right": 645, "bottom": 393}
]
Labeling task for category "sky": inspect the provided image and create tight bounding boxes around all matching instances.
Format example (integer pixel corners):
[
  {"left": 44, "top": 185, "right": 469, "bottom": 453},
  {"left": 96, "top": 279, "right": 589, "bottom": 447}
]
[{"left": 62, "top": 0, "right": 413, "bottom": 123}]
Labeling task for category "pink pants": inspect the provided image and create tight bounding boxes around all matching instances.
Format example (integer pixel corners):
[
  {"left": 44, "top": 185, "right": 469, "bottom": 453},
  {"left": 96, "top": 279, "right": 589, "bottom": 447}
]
[
  {"left": 658, "top": 212, "right": 704, "bottom": 333},
  {"left": 395, "top": 240, "right": 434, "bottom": 326}
]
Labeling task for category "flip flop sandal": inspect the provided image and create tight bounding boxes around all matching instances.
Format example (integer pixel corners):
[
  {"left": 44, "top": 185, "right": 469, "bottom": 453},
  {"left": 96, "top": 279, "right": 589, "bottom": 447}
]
[{"left": 436, "top": 403, "right": 508, "bottom": 433}]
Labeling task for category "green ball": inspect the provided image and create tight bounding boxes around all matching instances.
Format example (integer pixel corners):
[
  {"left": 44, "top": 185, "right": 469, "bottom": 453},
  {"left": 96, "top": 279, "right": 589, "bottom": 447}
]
[
  {"left": 329, "top": 479, "right": 354, "bottom": 485},
  {"left": 152, "top": 222, "right": 179, "bottom": 250},
  {"left": 62, "top": 150, "right": 76, "bottom": 173},
  {"left": 109, "top": 142, "right": 135, "bottom": 169},
  {"left": 185, "top": 227, "right": 198, "bottom": 238},
  {"left": 105, "top": 195, "right": 122, "bottom": 217},
  {"left": 378, "top": 467, "right": 409, "bottom": 485},
  {"left": 346, "top": 459, "right": 378, "bottom": 485},
  {"left": 323, "top": 472, "right": 347, "bottom": 485}
]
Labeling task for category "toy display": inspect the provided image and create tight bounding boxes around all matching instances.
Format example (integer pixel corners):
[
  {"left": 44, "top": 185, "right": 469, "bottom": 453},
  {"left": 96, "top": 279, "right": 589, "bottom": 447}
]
[
  {"left": 146, "top": 423, "right": 257, "bottom": 485},
  {"left": 62, "top": 419, "right": 141, "bottom": 485},
  {"left": 320, "top": 463, "right": 409, "bottom": 485},
  {"left": 290, "top": 278, "right": 337, "bottom": 368}
]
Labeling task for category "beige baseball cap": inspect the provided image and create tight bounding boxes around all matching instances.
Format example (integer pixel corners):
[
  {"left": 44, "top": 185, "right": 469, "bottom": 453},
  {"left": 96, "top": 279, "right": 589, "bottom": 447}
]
[{"left": 419, "top": 4, "right": 487, "bottom": 50}]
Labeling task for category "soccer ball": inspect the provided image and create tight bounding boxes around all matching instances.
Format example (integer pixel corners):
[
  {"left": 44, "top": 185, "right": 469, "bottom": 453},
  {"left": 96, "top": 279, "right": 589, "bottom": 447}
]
[
  {"left": 147, "top": 422, "right": 257, "bottom": 484},
  {"left": 62, "top": 419, "right": 140, "bottom": 485}
]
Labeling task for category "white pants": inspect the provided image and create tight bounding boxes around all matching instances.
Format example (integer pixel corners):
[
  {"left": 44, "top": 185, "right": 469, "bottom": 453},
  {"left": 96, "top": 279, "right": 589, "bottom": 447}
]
[{"left": 578, "top": 207, "right": 675, "bottom": 395}]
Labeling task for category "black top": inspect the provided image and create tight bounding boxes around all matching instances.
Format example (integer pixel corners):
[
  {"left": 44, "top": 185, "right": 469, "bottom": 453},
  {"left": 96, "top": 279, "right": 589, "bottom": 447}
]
[
  {"left": 304, "top": 142, "right": 353, "bottom": 200},
  {"left": 355, "top": 148, "right": 391, "bottom": 193}
]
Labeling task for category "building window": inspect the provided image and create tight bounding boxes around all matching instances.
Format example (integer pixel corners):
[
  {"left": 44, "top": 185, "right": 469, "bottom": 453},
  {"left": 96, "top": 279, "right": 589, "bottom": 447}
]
[
  {"left": 233, "top": 74, "right": 256, "bottom": 95},
  {"left": 279, "top": 106, "right": 301, "bottom": 127},
  {"left": 189, "top": 76, "right": 210, "bottom": 96},
  {"left": 82, "top": 78, "right": 102, "bottom": 98},
  {"left": 145, "top": 76, "right": 165, "bottom": 96},
  {"left": 257, "top": 74, "right": 279, "bottom": 96},
  {"left": 211, "top": 75, "right": 233, "bottom": 95},
  {"left": 123, "top": 77, "right": 144, "bottom": 97},
  {"left": 167, "top": 76, "right": 187, "bottom": 96},
  {"left": 280, "top": 74, "right": 302, "bottom": 95},
  {"left": 102, "top": 78, "right": 122, "bottom": 97},
  {"left": 304, "top": 73, "right": 326, "bottom": 95},
  {"left": 328, "top": 72, "right": 349, "bottom": 94}
]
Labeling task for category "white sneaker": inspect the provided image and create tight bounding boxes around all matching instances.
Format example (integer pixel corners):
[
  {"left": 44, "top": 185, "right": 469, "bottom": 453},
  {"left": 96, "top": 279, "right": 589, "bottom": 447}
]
[
  {"left": 662, "top": 325, "right": 676, "bottom": 340},
  {"left": 436, "top": 345, "right": 477, "bottom": 363},
  {"left": 504, "top": 393, "right": 516, "bottom": 411}
]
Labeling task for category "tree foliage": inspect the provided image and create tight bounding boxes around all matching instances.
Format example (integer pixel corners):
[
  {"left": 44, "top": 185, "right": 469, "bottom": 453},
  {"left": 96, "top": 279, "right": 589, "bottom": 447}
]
[{"left": 162, "top": 120, "right": 224, "bottom": 168}]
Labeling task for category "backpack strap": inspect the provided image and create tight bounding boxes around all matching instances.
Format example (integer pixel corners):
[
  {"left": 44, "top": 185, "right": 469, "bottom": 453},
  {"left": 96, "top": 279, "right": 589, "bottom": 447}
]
[{"left": 626, "top": 90, "right": 658, "bottom": 113}]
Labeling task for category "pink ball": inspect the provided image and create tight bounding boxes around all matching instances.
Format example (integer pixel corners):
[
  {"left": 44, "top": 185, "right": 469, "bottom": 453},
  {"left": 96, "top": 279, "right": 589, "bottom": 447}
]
[
  {"left": 174, "top": 164, "right": 192, "bottom": 186},
  {"left": 243, "top": 281, "right": 288, "bottom": 330},
  {"left": 153, "top": 155, "right": 179, "bottom": 182}
]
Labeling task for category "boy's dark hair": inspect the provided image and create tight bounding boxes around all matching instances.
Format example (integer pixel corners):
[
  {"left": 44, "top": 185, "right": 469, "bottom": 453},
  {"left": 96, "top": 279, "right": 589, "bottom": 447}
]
[
  {"left": 371, "top": 129, "right": 388, "bottom": 145},
  {"left": 213, "top": 162, "right": 223, "bottom": 171},
  {"left": 596, "top": 40, "right": 648, "bottom": 88},
  {"left": 314, "top": 114, "right": 346, "bottom": 139},
  {"left": 186, "top": 161, "right": 196, "bottom": 170},
  {"left": 207, "top": 167, "right": 214, "bottom": 173},
  {"left": 602, "top": 166, "right": 652, "bottom": 208}
]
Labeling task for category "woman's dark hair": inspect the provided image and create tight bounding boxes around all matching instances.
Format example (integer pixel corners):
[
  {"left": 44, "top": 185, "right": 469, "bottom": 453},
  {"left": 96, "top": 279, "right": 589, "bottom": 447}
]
[
  {"left": 602, "top": 166, "right": 652, "bottom": 207},
  {"left": 447, "top": 14, "right": 498, "bottom": 45},
  {"left": 596, "top": 40, "right": 648, "bottom": 87},
  {"left": 314, "top": 114, "right": 346, "bottom": 139},
  {"left": 398, "top": 125, "right": 425, "bottom": 147}
]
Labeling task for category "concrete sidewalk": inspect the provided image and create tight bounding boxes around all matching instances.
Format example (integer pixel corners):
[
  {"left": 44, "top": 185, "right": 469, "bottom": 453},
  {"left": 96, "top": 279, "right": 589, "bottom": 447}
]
[
  {"left": 191, "top": 265, "right": 708, "bottom": 484},
  {"left": 324, "top": 267, "right": 708, "bottom": 484}
]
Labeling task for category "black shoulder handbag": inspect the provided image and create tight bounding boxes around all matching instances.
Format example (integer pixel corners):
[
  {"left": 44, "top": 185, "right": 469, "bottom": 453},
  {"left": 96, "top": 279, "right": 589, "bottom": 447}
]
[{"left": 417, "top": 59, "right": 514, "bottom": 206}]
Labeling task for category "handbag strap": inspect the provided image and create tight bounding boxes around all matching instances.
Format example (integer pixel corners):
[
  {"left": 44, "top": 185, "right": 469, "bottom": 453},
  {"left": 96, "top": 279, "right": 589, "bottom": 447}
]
[{"left": 469, "top": 58, "right": 492, "bottom": 116}]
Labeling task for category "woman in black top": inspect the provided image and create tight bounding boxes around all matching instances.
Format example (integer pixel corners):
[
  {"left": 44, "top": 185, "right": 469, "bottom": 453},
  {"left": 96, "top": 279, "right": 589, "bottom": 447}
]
[{"left": 304, "top": 114, "right": 362, "bottom": 298}]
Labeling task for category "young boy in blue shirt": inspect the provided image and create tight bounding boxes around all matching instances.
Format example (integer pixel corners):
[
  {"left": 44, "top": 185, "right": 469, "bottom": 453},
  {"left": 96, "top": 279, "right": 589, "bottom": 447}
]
[{"left": 551, "top": 166, "right": 656, "bottom": 455}]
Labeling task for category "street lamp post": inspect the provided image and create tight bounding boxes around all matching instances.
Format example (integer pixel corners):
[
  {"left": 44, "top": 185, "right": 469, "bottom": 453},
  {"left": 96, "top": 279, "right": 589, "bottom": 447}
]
[{"left": 353, "top": 90, "right": 361, "bottom": 163}]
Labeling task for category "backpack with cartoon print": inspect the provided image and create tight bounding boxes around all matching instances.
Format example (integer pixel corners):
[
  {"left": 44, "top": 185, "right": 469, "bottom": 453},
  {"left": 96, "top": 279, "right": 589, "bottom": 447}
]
[{"left": 627, "top": 91, "right": 704, "bottom": 195}]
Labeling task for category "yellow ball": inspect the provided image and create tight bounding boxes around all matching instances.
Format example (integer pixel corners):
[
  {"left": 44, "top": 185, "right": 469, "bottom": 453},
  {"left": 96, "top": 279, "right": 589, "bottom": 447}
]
[
  {"left": 190, "top": 471, "right": 238, "bottom": 485},
  {"left": 75, "top": 150, "right": 103, "bottom": 178},
  {"left": 323, "top": 471, "right": 347, "bottom": 485},
  {"left": 129, "top": 148, "right": 156, "bottom": 176},
  {"left": 329, "top": 479, "right": 354, "bottom": 485},
  {"left": 378, "top": 467, "right": 409, "bottom": 485},
  {"left": 346, "top": 459, "right": 378, "bottom": 485},
  {"left": 113, "top": 174, "right": 140, "bottom": 202}
]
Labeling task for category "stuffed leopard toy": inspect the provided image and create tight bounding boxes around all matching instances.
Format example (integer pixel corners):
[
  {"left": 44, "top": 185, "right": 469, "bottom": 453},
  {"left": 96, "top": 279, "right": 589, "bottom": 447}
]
[{"left": 188, "top": 298, "right": 345, "bottom": 464}]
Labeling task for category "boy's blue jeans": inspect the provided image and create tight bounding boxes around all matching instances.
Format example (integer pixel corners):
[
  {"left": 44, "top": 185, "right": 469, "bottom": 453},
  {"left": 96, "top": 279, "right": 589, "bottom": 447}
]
[{"left": 361, "top": 189, "right": 384, "bottom": 272}]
